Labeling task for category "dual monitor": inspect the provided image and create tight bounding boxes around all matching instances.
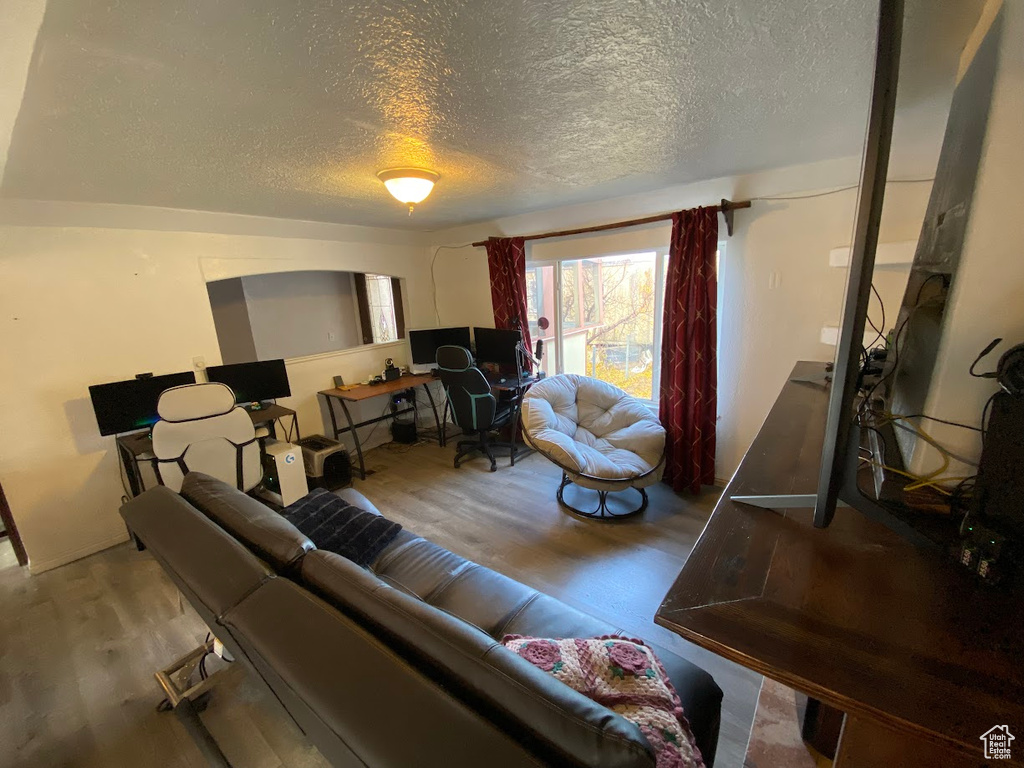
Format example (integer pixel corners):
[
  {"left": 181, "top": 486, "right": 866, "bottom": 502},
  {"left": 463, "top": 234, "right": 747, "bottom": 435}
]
[
  {"left": 89, "top": 359, "right": 290, "bottom": 436},
  {"left": 409, "top": 326, "right": 521, "bottom": 368}
]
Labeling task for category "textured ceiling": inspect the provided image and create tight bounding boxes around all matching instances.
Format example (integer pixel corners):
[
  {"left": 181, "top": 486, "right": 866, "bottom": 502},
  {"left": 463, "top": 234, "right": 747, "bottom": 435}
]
[{"left": 1, "top": 0, "right": 984, "bottom": 229}]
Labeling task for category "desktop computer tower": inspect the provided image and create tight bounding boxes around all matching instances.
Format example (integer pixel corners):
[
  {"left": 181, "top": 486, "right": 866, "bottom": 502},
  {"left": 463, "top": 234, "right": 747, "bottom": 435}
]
[{"left": 260, "top": 439, "right": 309, "bottom": 506}]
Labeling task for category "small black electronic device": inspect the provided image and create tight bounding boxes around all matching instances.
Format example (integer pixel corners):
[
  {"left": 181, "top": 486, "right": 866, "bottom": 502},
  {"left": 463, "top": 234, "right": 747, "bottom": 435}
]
[
  {"left": 970, "top": 392, "right": 1024, "bottom": 539},
  {"left": 206, "top": 359, "right": 291, "bottom": 404},
  {"left": 408, "top": 327, "right": 472, "bottom": 365},
  {"left": 391, "top": 415, "right": 417, "bottom": 444},
  {"left": 958, "top": 519, "right": 1011, "bottom": 586},
  {"left": 89, "top": 371, "right": 197, "bottom": 436},
  {"left": 333, "top": 375, "right": 345, "bottom": 388},
  {"left": 473, "top": 327, "right": 522, "bottom": 367},
  {"left": 383, "top": 358, "right": 401, "bottom": 382}
]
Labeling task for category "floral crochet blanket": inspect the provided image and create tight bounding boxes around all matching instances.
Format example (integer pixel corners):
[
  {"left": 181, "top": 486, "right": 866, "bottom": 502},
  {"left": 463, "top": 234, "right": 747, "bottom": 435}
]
[{"left": 502, "top": 635, "right": 704, "bottom": 768}]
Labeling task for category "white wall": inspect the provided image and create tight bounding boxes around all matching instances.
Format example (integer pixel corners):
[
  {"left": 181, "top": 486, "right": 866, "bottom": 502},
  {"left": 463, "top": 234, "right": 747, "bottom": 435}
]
[
  {"left": 0, "top": 204, "right": 431, "bottom": 571},
  {"left": 909, "top": 0, "right": 1024, "bottom": 477},
  {"left": 241, "top": 270, "right": 362, "bottom": 360},
  {"left": 430, "top": 156, "right": 934, "bottom": 483}
]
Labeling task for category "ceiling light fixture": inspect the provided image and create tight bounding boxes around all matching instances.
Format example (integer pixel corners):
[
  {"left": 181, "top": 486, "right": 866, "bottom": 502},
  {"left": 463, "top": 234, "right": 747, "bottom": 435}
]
[{"left": 376, "top": 167, "right": 440, "bottom": 214}]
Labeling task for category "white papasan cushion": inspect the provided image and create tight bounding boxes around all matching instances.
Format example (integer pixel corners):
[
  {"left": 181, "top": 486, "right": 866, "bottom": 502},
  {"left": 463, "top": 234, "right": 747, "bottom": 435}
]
[{"left": 522, "top": 375, "right": 665, "bottom": 485}]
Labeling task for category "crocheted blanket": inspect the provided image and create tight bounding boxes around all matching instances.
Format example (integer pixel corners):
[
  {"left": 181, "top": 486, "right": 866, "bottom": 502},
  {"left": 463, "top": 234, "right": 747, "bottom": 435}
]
[{"left": 503, "top": 635, "right": 704, "bottom": 768}]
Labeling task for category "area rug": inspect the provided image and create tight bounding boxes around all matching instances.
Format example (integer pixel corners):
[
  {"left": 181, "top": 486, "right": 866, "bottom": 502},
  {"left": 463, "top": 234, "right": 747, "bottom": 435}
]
[{"left": 743, "top": 678, "right": 820, "bottom": 768}]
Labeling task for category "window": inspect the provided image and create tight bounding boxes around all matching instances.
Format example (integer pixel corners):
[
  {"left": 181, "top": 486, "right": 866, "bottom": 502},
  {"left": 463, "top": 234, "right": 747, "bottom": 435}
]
[
  {"left": 355, "top": 273, "right": 406, "bottom": 345},
  {"left": 528, "top": 245, "right": 724, "bottom": 404}
]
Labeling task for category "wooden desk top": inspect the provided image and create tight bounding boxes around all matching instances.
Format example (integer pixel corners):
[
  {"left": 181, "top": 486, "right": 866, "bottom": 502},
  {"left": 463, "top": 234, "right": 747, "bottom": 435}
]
[
  {"left": 655, "top": 361, "right": 1024, "bottom": 762},
  {"left": 243, "top": 402, "right": 295, "bottom": 421},
  {"left": 319, "top": 373, "right": 436, "bottom": 402}
]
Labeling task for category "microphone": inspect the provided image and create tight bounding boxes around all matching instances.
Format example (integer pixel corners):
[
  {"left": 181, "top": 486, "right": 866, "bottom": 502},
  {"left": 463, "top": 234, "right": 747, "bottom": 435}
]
[{"left": 535, "top": 339, "right": 544, "bottom": 361}]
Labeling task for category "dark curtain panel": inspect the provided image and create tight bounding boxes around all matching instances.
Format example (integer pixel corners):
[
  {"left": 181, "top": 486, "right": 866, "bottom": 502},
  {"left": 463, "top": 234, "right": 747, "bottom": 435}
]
[
  {"left": 484, "top": 236, "right": 533, "bottom": 371},
  {"left": 659, "top": 207, "right": 719, "bottom": 492}
]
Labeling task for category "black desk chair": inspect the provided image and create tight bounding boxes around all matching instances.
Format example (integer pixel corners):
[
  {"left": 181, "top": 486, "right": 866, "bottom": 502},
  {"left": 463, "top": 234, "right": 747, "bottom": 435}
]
[{"left": 436, "top": 345, "right": 515, "bottom": 471}]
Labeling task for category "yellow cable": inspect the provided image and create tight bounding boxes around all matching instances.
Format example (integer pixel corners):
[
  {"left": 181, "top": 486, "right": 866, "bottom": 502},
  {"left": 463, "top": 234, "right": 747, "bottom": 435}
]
[
  {"left": 871, "top": 414, "right": 950, "bottom": 488},
  {"left": 857, "top": 457, "right": 969, "bottom": 496}
]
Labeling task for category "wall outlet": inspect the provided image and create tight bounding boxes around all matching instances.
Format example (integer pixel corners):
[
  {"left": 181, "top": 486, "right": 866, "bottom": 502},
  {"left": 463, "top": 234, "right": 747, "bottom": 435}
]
[{"left": 328, "top": 331, "right": 337, "bottom": 342}]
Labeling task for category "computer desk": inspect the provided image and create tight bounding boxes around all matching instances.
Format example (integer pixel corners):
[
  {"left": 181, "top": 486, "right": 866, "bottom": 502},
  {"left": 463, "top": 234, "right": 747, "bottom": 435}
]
[
  {"left": 318, "top": 373, "right": 444, "bottom": 480},
  {"left": 115, "top": 403, "right": 299, "bottom": 498}
]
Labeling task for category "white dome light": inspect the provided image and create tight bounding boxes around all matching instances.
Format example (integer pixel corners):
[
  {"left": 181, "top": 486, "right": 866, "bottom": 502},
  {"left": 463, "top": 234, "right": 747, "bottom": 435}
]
[{"left": 377, "top": 168, "right": 440, "bottom": 214}]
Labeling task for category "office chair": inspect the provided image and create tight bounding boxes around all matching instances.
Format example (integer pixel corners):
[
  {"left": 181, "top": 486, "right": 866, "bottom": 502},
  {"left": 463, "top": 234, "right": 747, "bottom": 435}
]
[
  {"left": 436, "top": 345, "right": 515, "bottom": 472},
  {"left": 152, "top": 382, "right": 263, "bottom": 492}
]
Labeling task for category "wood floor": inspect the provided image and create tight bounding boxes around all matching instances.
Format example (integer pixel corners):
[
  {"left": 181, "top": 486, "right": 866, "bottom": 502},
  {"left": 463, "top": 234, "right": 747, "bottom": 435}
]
[{"left": 0, "top": 442, "right": 761, "bottom": 768}]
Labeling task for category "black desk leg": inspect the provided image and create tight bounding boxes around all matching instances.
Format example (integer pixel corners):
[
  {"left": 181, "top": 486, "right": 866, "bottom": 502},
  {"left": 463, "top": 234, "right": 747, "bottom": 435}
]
[
  {"left": 117, "top": 440, "right": 145, "bottom": 498},
  {"left": 420, "top": 383, "right": 444, "bottom": 447},
  {"left": 338, "top": 398, "right": 366, "bottom": 480},
  {"left": 321, "top": 393, "right": 340, "bottom": 440}
]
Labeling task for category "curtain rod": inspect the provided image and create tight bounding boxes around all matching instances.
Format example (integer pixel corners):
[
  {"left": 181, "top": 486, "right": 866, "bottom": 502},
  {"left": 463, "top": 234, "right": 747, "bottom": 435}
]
[{"left": 471, "top": 198, "right": 751, "bottom": 248}]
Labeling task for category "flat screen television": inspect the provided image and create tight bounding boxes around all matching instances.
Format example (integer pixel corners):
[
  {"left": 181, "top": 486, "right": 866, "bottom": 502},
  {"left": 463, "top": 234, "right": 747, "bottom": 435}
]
[
  {"left": 731, "top": 0, "right": 941, "bottom": 548},
  {"left": 473, "top": 327, "right": 522, "bottom": 367},
  {"left": 408, "top": 327, "right": 472, "bottom": 366},
  {"left": 205, "top": 359, "right": 291, "bottom": 404},
  {"left": 733, "top": 0, "right": 999, "bottom": 550},
  {"left": 89, "top": 371, "right": 197, "bottom": 436}
]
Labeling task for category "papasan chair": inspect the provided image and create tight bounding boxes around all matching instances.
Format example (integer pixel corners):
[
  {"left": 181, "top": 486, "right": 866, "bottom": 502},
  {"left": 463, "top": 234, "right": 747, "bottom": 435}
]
[{"left": 520, "top": 374, "right": 666, "bottom": 519}]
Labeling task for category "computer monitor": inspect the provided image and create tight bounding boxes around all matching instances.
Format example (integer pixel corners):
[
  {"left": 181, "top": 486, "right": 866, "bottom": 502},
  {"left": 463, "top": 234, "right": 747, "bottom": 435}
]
[
  {"left": 206, "top": 359, "right": 291, "bottom": 404},
  {"left": 89, "top": 371, "right": 197, "bottom": 436},
  {"left": 473, "top": 327, "right": 522, "bottom": 367},
  {"left": 408, "top": 327, "right": 472, "bottom": 368}
]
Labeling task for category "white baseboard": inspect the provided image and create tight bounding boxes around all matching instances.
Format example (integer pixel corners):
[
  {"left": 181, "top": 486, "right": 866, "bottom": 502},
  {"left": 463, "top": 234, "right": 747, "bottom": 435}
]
[{"left": 28, "top": 529, "right": 131, "bottom": 574}]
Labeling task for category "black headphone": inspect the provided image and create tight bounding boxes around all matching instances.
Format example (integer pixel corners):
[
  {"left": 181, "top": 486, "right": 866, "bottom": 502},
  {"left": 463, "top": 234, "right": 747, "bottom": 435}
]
[{"left": 970, "top": 338, "right": 1024, "bottom": 396}]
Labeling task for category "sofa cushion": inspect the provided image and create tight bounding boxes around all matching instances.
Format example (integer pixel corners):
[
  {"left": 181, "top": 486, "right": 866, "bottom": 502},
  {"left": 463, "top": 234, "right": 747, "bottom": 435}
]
[
  {"left": 365, "top": 533, "right": 722, "bottom": 764},
  {"left": 300, "top": 549, "right": 657, "bottom": 768},
  {"left": 181, "top": 472, "right": 314, "bottom": 572}
]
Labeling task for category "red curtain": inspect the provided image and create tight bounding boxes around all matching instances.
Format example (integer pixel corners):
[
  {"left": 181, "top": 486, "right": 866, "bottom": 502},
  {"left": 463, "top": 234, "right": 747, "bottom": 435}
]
[
  {"left": 659, "top": 207, "right": 719, "bottom": 493},
  {"left": 485, "top": 236, "right": 533, "bottom": 370}
]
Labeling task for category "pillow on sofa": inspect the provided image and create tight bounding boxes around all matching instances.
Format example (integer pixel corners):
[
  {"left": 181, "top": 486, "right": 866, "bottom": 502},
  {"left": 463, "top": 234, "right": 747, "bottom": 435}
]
[
  {"left": 503, "top": 635, "right": 705, "bottom": 768},
  {"left": 283, "top": 488, "right": 402, "bottom": 566}
]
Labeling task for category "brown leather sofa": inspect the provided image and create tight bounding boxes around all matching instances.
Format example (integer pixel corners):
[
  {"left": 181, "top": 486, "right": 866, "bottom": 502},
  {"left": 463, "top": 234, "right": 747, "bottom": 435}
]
[{"left": 121, "top": 472, "right": 722, "bottom": 767}]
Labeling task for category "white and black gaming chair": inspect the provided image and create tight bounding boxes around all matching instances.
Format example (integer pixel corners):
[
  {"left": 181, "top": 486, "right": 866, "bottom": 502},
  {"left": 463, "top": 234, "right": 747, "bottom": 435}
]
[{"left": 152, "top": 382, "right": 263, "bottom": 493}]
